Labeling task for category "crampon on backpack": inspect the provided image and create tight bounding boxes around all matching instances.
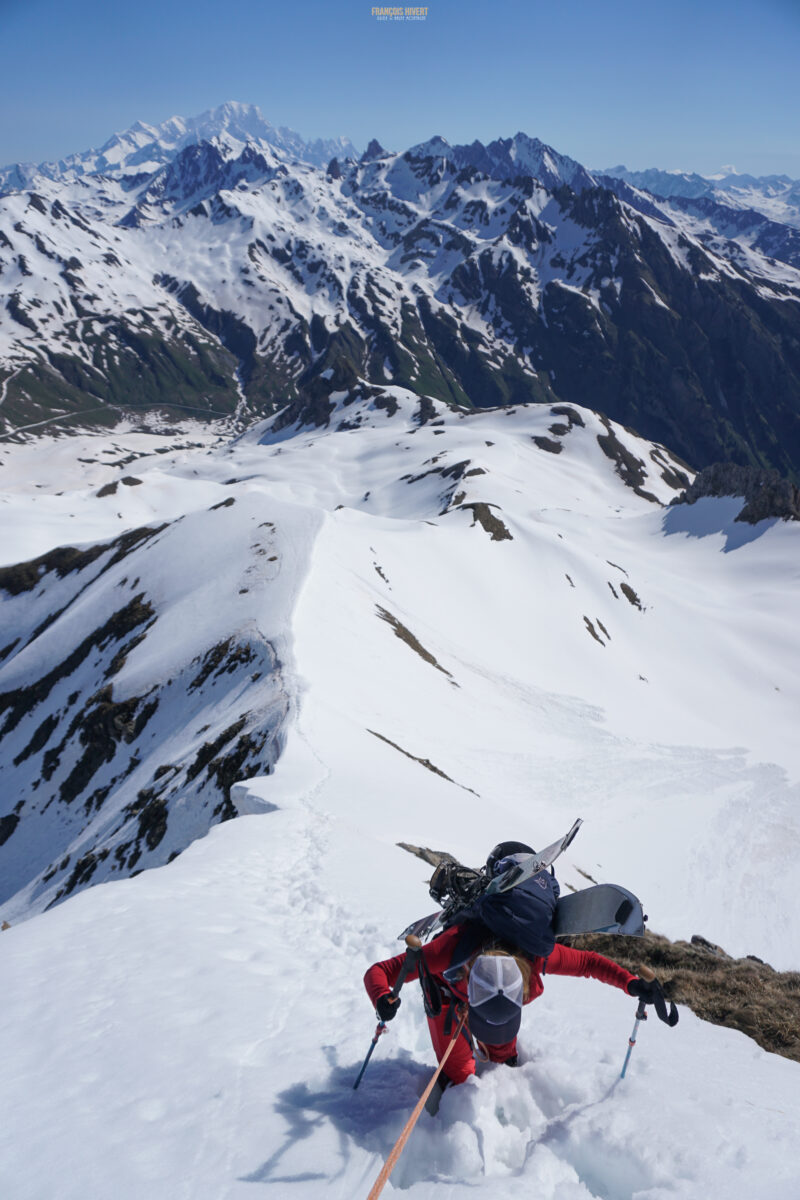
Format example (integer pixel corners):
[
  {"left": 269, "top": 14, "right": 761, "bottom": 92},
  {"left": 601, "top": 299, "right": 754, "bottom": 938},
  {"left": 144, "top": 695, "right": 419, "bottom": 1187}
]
[{"left": 429, "top": 840, "right": 560, "bottom": 961}]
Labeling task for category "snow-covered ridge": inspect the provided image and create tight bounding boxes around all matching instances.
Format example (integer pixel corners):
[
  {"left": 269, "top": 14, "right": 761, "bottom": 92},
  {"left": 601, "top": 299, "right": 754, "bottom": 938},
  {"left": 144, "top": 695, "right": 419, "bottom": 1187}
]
[
  {"left": 2, "top": 385, "right": 800, "bottom": 1199},
  {"left": 3, "top": 385, "right": 799, "bottom": 959},
  {"left": 2, "top": 389, "right": 800, "bottom": 1199},
  {"left": 0, "top": 385, "right": 686, "bottom": 921}
]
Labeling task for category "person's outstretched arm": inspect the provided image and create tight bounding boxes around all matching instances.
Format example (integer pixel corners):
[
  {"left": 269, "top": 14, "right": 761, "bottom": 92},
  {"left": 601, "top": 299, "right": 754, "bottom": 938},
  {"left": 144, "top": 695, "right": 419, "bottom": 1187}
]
[{"left": 546, "top": 943, "right": 636, "bottom": 991}]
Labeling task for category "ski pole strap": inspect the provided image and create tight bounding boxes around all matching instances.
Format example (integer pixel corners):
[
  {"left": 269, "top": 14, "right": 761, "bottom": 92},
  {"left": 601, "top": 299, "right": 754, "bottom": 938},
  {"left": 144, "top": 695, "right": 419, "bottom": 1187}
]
[
  {"left": 639, "top": 965, "right": 679, "bottom": 1027},
  {"left": 653, "top": 990, "right": 679, "bottom": 1026},
  {"left": 366, "top": 1008, "right": 467, "bottom": 1200}
]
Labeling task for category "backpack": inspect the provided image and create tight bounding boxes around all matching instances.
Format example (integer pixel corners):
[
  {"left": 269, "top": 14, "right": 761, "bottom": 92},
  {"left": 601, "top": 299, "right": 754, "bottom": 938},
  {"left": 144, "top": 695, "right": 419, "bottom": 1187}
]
[
  {"left": 462, "top": 869, "right": 560, "bottom": 959},
  {"left": 422, "top": 845, "right": 560, "bottom": 961}
]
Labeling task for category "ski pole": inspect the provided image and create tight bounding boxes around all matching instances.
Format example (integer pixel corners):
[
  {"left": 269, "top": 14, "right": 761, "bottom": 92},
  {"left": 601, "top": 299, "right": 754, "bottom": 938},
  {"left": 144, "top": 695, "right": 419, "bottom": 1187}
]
[
  {"left": 620, "top": 964, "right": 655, "bottom": 1079},
  {"left": 353, "top": 935, "right": 423, "bottom": 1090}
]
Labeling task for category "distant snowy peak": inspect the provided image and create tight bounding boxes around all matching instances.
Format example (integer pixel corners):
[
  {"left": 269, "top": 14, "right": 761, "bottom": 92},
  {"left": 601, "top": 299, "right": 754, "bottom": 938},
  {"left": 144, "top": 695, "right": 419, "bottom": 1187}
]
[
  {"left": 603, "top": 165, "right": 714, "bottom": 201},
  {"left": 604, "top": 164, "right": 799, "bottom": 197},
  {"left": 405, "top": 132, "right": 596, "bottom": 191},
  {"left": 0, "top": 101, "right": 360, "bottom": 190},
  {"left": 708, "top": 169, "right": 794, "bottom": 192},
  {"left": 463, "top": 133, "right": 597, "bottom": 192},
  {"left": 405, "top": 134, "right": 453, "bottom": 161},
  {"left": 602, "top": 163, "right": 800, "bottom": 229},
  {"left": 128, "top": 137, "right": 285, "bottom": 218}
]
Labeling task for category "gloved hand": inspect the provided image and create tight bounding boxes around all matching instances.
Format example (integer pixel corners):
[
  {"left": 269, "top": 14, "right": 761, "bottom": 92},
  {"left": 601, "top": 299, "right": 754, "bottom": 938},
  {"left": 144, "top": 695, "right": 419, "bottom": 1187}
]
[
  {"left": 376, "top": 993, "right": 401, "bottom": 1022},
  {"left": 627, "top": 975, "right": 679, "bottom": 1026},
  {"left": 627, "top": 976, "right": 660, "bottom": 1003}
]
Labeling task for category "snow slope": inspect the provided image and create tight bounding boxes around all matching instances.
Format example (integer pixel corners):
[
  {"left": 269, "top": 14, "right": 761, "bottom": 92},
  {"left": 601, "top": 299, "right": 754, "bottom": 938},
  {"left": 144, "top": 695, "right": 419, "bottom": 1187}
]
[
  {"left": 3, "top": 813, "right": 799, "bottom": 1200},
  {"left": 2, "top": 391, "right": 799, "bottom": 1198}
]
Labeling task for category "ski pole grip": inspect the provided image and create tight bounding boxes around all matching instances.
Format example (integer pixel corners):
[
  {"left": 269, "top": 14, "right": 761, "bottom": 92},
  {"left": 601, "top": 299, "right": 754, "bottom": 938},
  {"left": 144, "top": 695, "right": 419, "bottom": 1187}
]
[
  {"left": 390, "top": 936, "right": 423, "bottom": 999},
  {"left": 635, "top": 963, "right": 677, "bottom": 1025}
]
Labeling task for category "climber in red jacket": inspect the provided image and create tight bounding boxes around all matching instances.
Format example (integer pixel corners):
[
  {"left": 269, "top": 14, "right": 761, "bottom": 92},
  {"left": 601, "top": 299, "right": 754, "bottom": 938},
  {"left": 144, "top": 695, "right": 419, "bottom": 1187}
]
[{"left": 364, "top": 921, "right": 652, "bottom": 1095}]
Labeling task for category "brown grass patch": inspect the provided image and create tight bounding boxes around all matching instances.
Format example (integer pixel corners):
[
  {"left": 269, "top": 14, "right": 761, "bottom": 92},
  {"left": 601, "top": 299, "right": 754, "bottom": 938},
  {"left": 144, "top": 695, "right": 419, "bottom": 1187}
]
[{"left": 563, "top": 929, "right": 800, "bottom": 1062}]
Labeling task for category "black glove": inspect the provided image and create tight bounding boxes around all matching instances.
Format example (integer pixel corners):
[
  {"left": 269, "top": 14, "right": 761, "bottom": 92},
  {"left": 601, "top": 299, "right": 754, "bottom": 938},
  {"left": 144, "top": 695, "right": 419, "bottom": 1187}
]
[
  {"left": 628, "top": 977, "right": 659, "bottom": 1002},
  {"left": 376, "top": 993, "right": 401, "bottom": 1022},
  {"left": 628, "top": 976, "right": 679, "bottom": 1026}
]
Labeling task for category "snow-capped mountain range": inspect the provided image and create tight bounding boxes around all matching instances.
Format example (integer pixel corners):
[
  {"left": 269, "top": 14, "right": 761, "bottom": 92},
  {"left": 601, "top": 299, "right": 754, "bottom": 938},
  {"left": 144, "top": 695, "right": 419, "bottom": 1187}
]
[
  {"left": 2, "top": 105, "right": 800, "bottom": 477},
  {"left": 2, "top": 385, "right": 800, "bottom": 1198},
  {"left": 602, "top": 163, "right": 800, "bottom": 229},
  {"left": 0, "top": 101, "right": 360, "bottom": 189}
]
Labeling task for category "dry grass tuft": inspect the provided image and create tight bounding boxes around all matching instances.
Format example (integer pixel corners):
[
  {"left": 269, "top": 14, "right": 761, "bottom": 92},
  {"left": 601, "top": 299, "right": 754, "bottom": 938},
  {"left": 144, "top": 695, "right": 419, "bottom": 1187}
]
[{"left": 563, "top": 930, "right": 800, "bottom": 1062}]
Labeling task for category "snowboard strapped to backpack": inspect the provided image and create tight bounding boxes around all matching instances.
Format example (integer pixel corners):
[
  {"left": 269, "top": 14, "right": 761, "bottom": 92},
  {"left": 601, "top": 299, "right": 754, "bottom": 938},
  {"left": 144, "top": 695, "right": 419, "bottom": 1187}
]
[{"left": 399, "top": 821, "right": 646, "bottom": 950}]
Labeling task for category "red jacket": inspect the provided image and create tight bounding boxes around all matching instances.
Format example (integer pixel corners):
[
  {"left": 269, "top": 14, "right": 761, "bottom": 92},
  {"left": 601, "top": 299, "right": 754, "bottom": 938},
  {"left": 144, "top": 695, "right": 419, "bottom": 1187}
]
[{"left": 365, "top": 924, "right": 635, "bottom": 1021}]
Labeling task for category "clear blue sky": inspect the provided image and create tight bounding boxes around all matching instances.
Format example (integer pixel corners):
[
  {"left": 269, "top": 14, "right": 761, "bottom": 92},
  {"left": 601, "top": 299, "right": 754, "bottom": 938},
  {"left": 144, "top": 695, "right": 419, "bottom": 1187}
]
[{"left": 2, "top": 0, "right": 799, "bottom": 177}]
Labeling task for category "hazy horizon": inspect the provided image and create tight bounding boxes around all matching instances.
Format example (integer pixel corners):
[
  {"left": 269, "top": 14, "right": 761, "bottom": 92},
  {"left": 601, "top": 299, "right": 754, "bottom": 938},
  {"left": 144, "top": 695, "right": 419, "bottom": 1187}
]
[{"left": 2, "top": 0, "right": 799, "bottom": 178}]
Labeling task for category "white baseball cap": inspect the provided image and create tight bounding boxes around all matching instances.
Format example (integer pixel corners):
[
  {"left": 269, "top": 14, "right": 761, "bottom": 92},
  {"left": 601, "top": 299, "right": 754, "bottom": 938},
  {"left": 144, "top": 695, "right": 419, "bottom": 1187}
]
[{"left": 467, "top": 955, "right": 524, "bottom": 1045}]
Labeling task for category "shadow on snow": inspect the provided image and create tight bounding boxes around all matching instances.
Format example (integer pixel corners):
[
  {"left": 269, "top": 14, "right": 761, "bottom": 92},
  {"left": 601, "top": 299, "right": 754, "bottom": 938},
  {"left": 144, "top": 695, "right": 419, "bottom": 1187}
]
[
  {"left": 239, "top": 1046, "right": 640, "bottom": 1195},
  {"left": 239, "top": 1046, "right": 431, "bottom": 1186},
  {"left": 661, "top": 498, "right": 777, "bottom": 551}
]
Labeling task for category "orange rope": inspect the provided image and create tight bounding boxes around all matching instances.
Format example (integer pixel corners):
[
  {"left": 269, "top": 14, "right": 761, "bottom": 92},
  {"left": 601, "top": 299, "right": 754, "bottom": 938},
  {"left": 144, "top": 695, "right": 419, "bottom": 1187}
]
[{"left": 366, "top": 1009, "right": 467, "bottom": 1200}]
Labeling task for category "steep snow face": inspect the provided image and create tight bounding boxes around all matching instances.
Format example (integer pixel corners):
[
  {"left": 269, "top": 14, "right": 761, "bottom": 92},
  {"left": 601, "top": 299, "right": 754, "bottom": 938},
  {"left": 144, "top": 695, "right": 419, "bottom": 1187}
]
[
  {"left": 2, "top": 812, "right": 800, "bottom": 1200},
  {"left": 1, "top": 391, "right": 800, "bottom": 1198},
  {"left": 0, "top": 476, "right": 318, "bottom": 919}
]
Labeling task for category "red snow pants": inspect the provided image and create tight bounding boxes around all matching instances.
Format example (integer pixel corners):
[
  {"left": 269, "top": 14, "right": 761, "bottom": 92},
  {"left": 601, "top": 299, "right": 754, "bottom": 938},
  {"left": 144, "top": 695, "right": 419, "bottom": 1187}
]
[{"left": 428, "top": 1009, "right": 518, "bottom": 1084}]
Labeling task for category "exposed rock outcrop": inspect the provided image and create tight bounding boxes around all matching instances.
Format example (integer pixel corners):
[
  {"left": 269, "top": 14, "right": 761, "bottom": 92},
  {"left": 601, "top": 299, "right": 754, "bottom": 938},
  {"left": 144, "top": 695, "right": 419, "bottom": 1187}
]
[{"left": 672, "top": 463, "right": 800, "bottom": 524}]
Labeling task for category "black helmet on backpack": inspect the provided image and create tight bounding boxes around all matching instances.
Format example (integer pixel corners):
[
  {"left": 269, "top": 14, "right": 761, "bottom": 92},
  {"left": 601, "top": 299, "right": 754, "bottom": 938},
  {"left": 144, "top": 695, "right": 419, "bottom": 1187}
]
[{"left": 486, "top": 840, "right": 535, "bottom": 877}]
